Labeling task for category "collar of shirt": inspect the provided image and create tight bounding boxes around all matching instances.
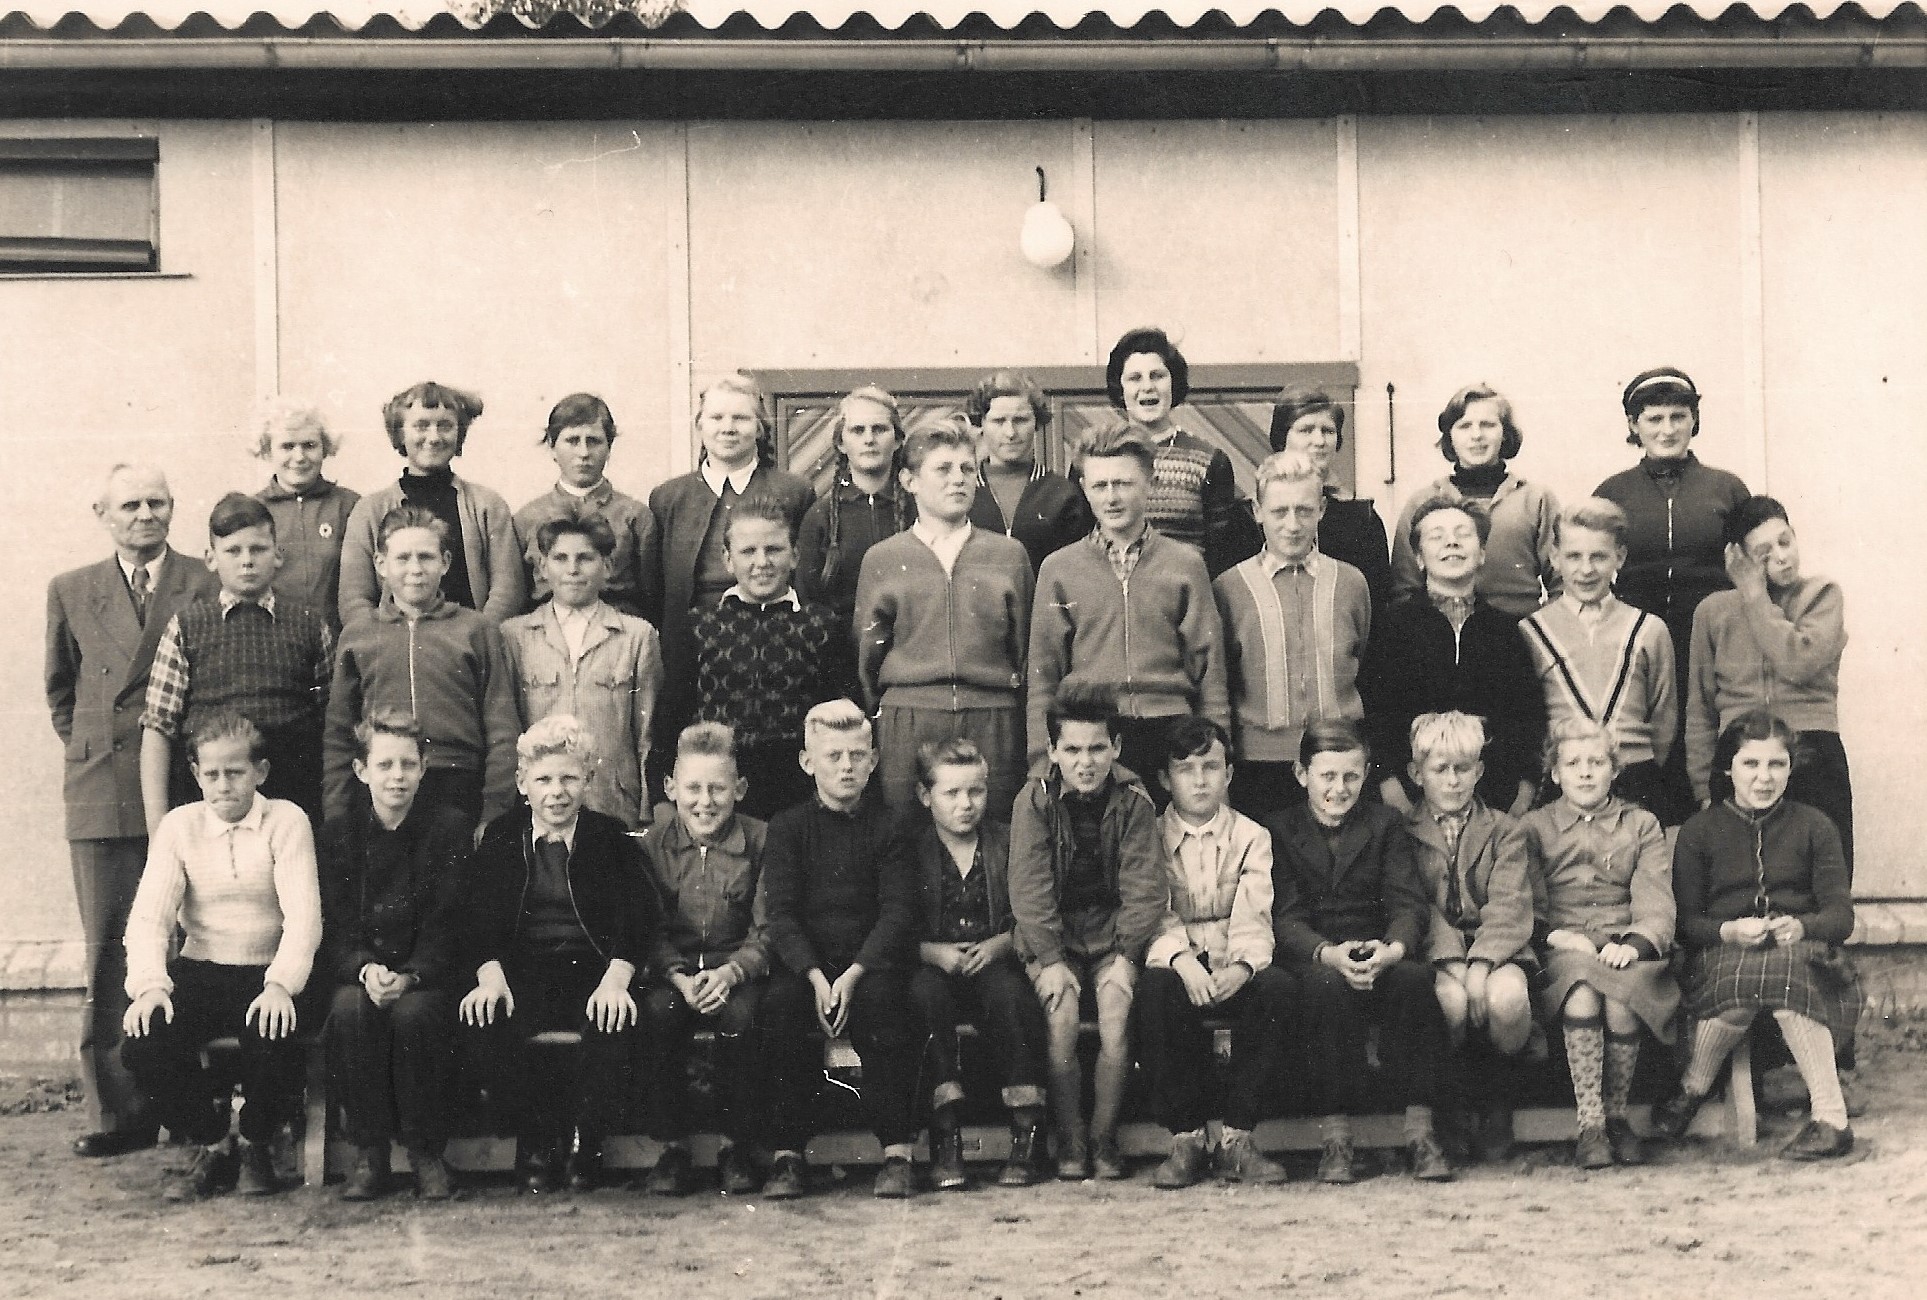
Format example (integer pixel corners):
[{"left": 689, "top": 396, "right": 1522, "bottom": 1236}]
[
  {"left": 911, "top": 517, "right": 972, "bottom": 566},
  {"left": 664, "top": 813, "right": 748, "bottom": 857},
  {"left": 1561, "top": 590, "right": 1617, "bottom": 620},
  {"left": 1550, "top": 795, "right": 1624, "bottom": 832},
  {"left": 555, "top": 477, "right": 611, "bottom": 504},
  {"left": 1092, "top": 522, "right": 1150, "bottom": 562},
  {"left": 119, "top": 554, "right": 162, "bottom": 590},
  {"left": 1433, "top": 805, "right": 1473, "bottom": 835},
  {"left": 722, "top": 585, "right": 802, "bottom": 612},
  {"left": 701, "top": 459, "right": 758, "bottom": 498},
  {"left": 533, "top": 820, "right": 578, "bottom": 853},
  {"left": 550, "top": 599, "right": 601, "bottom": 631},
  {"left": 200, "top": 793, "right": 267, "bottom": 837},
  {"left": 1162, "top": 802, "right": 1234, "bottom": 855},
  {"left": 261, "top": 476, "right": 337, "bottom": 503},
  {"left": 218, "top": 588, "right": 277, "bottom": 620},
  {"left": 1257, "top": 547, "right": 1323, "bottom": 579},
  {"left": 1427, "top": 583, "right": 1476, "bottom": 616}
]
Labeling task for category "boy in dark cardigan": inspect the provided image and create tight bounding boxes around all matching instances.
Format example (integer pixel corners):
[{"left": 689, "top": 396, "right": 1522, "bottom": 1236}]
[
  {"left": 458, "top": 715, "right": 662, "bottom": 1193},
  {"left": 139, "top": 493, "right": 334, "bottom": 831},
  {"left": 319, "top": 707, "right": 472, "bottom": 1201},
  {"left": 757, "top": 699, "right": 922, "bottom": 1200},
  {"left": 692, "top": 491, "right": 850, "bottom": 821},
  {"left": 1362, "top": 495, "right": 1545, "bottom": 818},
  {"left": 1265, "top": 719, "right": 1453, "bottom": 1185}
]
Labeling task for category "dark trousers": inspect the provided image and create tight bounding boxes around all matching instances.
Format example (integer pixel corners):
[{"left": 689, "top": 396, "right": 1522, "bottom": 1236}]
[
  {"left": 326, "top": 983, "right": 456, "bottom": 1150},
  {"left": 641, "top": 980, "right": 763, "bottom": 1146},
  {"left": 1295, "top": 959, "right": 1445, "bottom": 1115},
  {"left": 121, "top": 958, "right": 306, "bottom": 1146},
  {"left": 1229, "top": 760, "right": 1307, "bottom": 821},
  {"left": 418, "top": 768, "right": 484, "bottom": 836},
  {"left": 1114, "top": 716, "right": 1180, "bottom": 809},
  {"left": 464, "top": 954, "right": 638, "bottom": 1145},
  {"left": 735, "top": 738, "right": 814, "bottom": 823},
  {"left": 69, "top": 837, "right": 150, "bottom": 1134},
  {"left": 909, "top": 959, "right": 1049, "bottom": 1112},
  {"left": 1134, "top": 965, "right": 1297, "bottom": 1133},
  {"left": 1792, "top": 731, "right": 1855, "bottom": 878},
  {"left": 762, "top": 965, "right": 921, "bottom": 1152}
]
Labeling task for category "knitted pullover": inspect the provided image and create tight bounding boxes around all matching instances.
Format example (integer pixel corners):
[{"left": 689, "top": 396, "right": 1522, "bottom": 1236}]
[
  {"left": 1685, "top": 577, "right": 1846, "bottom": 801},
  {"left": 124, "top": 795, "right": 322, "bottom": 998},
  {"left": 317, "top": 796, "right": 473, "bottom": 990},
  {"left": 1390, "top": 473, "right": 1561, "bottom": 618},
  {"left": 1027, "top": 529, "right": 1230, "bottom": 763},
  {"left": 1145, "top": 429, "right": 1241, "bottom": 558},
  {"left": 760, "top": 794, "right": 917, "bottom": 976},
  {"left": 170, "top": 596, "right": 332, "bottom": 735},
  {"left": 256, "top": 477, "right": 359, "bottom": 629},
  {"left": 1215, "top": 549, "right": 1370, "bottom": 763},
  {"left": 323, "top": 594, "right": 520, "bottom": 824},
  {"left": 854, "top": 527, "right": 1032, "bottom": 712},
  {"left": 692, "top": 593, "right": 848, "bottom": 750},
  {"left": 339, "top": 472, "right": 527, "bottom": 627},
  {"left": 1672, "top": 799, "right": 1853, "bottom": 949},
  {"left": 1521, "top": 595, "right": 1677, "bottom": 768}
]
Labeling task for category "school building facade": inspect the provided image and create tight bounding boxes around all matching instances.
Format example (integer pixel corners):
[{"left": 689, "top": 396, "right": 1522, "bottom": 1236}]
[{"left": 1, "top": 2, "right": 1924, "bottom": 1026}]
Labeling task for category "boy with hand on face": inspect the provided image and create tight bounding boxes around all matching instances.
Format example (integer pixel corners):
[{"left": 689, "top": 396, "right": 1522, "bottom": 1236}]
[
  {"left": 1265, "top": 721, "right": 1453, "bottom": 1185},
  {"left": 909, "top": 738, "right": 1053, "bottom": 1190},
  {"left": 1137, "top": 716, "right": 1294, "bottom": 1189},
  {"left": 637, "top": 722, "right": 769, "bottom": 1197},
  {"left": 1007, "top": 684, "right": 1167, "bottom": 1181},
  {"left": 756, "top": 700, "right": 923, "bottom": 1200},
  {"left": 141, "top": 494, "right": 335, "bottom": 833},
  {"left": 502, "top": 515, "right": 660, "bottom": 827},
  {"left": 121, "top": 712, "right": 323, "bottom": 1202},
  {"left": 693, "top": 493, "right": 850, "bottom": 821},
  {"left": 856, "top": 413, "right": 1033, "bottom": 814}
]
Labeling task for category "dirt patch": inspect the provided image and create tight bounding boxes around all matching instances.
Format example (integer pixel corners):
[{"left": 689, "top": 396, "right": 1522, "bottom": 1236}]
[{"left": 2, "top": 1030, "right": 1923, "bottom": 1300}]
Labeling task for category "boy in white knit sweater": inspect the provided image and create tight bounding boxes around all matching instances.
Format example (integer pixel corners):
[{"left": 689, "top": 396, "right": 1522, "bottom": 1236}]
[{"left": 121, "top": 711, "right": 323, "bottom": 1202}]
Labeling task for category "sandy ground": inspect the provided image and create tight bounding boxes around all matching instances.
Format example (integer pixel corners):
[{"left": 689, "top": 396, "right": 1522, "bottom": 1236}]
[{"left": 1, "top": 1025, "right": 1923, "bottom": 1300}]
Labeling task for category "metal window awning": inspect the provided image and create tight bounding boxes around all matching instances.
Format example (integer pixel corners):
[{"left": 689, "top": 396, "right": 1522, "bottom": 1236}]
[{"left": 6, "top": 1, "right": 1922, "bottom": 30}]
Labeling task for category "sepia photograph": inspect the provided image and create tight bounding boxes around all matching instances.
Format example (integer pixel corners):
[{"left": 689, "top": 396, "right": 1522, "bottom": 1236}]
[{"left": 0, "top": 1, "right": 1922, "bottom": 1295}]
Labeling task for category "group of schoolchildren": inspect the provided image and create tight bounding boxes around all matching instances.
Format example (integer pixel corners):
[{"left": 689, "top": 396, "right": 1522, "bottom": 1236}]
[{"left": 105, "top": 330, "right": 1862, "bottom": 1211}]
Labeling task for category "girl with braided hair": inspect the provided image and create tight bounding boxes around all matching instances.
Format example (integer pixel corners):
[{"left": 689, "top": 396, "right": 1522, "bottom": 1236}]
[{"left": 797, "top": 386, "right": 914, "bottom": 621}]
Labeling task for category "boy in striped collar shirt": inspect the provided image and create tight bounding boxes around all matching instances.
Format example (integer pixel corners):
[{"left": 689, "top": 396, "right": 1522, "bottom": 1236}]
[{"left": 1520, "top": 498, "right": 1681, "bottom": 823}]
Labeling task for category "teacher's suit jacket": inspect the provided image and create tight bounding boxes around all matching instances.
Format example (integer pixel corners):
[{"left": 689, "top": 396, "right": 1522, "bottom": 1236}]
[{"left": 46, "top": 548, "right": 217, "bottom": 841}]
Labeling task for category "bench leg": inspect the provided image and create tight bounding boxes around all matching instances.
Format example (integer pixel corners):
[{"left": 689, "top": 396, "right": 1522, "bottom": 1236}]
[{"left": 1725, "top": 1036, "right": 1757, "bottom": 1148}]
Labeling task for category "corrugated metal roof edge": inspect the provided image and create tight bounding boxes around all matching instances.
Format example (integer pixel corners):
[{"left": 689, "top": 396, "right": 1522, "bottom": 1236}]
[{"left": 3, "top": 2, "right": 1922, "bottom": 35}]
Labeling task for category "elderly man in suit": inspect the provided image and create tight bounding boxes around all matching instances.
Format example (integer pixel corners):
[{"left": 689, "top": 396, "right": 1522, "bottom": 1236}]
[{"left": 45, "top": 464, "right": 218, "bottom": 1157}]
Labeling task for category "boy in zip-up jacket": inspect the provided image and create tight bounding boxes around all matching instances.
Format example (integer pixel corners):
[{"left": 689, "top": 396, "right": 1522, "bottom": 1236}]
[
  {"left": 323, "top": 506, "right": 520, "bottom": 834},
  {"left": 1007, "top": 684, "right": 1168, "bottom": 1180},
  {"left": 856, "top": 414, "right": 1033, "bottom": 814},
  {"left": 458, "top": 715, "right": 663, "bottom": 1193},
  {"left": 1027, "top": 423, "right": 1229, "bottom": 797},
  {"left": 249, "top": 398, "right": 358, "bottom": 631},
  {"left": 636, "top": 722, "right": 769, "bottom": 1197}
]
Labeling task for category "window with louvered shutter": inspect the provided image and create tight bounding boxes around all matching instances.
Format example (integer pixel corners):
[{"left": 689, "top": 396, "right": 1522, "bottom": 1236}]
[{"left": 0, "top": 138, "right": 159, "bottom": 274}]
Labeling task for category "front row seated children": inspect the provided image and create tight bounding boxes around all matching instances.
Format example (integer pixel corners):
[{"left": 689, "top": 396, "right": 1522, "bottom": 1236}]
[
  {"left": 757, "top": 700, "right": 923, "bottom": 1199},
  {"left": 325, "top": 504, "right": 521, "bottom": 834},
  {"left": 909, "top": 739, "right": 1052, "bottom": 1190},
  {"left": 1266, "top": 720, "right": 1453, "bottom": 1184},
  {"left": 121, "top": 712, "right": 323, "bottom": 1202},
  {"left": 319, "top": 707, "right": 473, "bottom": 1201},
  {"left": 1518, "top": 717, "right": 1677, "bottom": 1170},
  {"left": 638, "top": 722, "right": 770, "bottom": 1197},
  {"left": 1137, "top": 717, "right": 1293, "bottom": 1188},
  {"left": 1403, "top": 712, "right": 1536, "bottom": 1165},
  {"left": 459, "top": 716, "right": 662, "bottom": 1194},
  {"left": 1657, "top": 711, "right": 1859, "bottom": 1161},
  {"left": 1521, "top": 498, "right": 1683, "bottom": 824},
  {"left": 1008, "top": 684, "right": 1167, "bottom": 1181},
  {"left": 140, "top": 492, "right": 335, "bottom": 832},
  {"left": 693, "top": 492, "right": 850, "bottom": 821}
]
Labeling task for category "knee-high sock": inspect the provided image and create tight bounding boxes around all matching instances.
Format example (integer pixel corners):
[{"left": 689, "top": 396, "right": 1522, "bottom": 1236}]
[
  {"left": 1564, "top": 1019, "right": 1605, "bottom": 1130},
  {"left": 1049, "top": 1066, "right": 1084, "bottom": 1149},
  {"left": 1680, "top": 1014, "right": 1753, "bottom": 1097},
  {"left": 1091, "top": 1045, "right": 1128, "bottom": 1141},
  {"left": 1773, "top": 1010, "right": 1849, "bottom": 1129},
  {"left": 1604, "top": 1032, "right": 1641, "bottom": 1120}
]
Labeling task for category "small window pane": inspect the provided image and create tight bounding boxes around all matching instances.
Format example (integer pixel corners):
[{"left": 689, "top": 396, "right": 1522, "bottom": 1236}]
[{"left": 0, "top": 142, "right": 156, "bottom": 273}]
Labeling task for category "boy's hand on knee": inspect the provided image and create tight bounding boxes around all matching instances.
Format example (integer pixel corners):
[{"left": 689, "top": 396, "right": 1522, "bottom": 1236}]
[
  {"left": 1463, "top": 961, "right": 1491, "bottom": 1027},
  {"left": 461, "top": 964, "right": 515, "bottom": 1027},
  {"left": 123, "top": 988, "right": 173, "bottom": 1038},
  {"left": 1034, "top": 962, "right": 1080, "bottom": 1015},
  {"left": 1209, "top": 961, "right": 1251, "bottom": 1005},
  {"left": 247, "top": 983, "right": 298, "bottom": 1040},
  {"left": 1173, "top": 954, "right": 1216, "bottom": 1008},
  {"left": 1546, "top": 928, "right": 1596, "bottom": 956},
  {"left": 587, "top": 969, "right": 638, "bottom": 1033}
]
